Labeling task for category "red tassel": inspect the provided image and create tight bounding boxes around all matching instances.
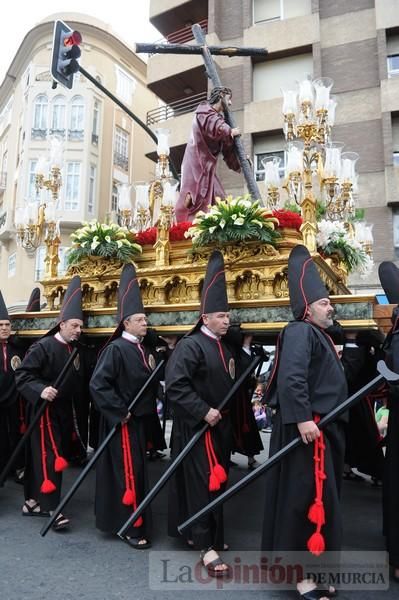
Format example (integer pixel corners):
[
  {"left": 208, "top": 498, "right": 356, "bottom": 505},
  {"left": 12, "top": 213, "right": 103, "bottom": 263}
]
[
  {"left": 134, "top": 516, "right": 143, "bottom": 528},
  {"left": 209, "top": 471, "right": 221, "bottom": 491},
  {"left": 307, "top": 531, "right": 325, "bottom": 556},
  {"left": 122, "top": 489, "right": 135, "bottom": 506},
  {"left": 308, "top": 500, "right": 325, "bottom": 526},
  {"left": 213, "top": 463, "right": 227, "bottom": 484},
  {"left": 19, "top": 423, "right": 27, "bottom": 434},
  {"left": 41, "top": 478, "right": 56, "bottom": 494},
  {"left": 54, "top": 456, "right": 69, "bottom": 472}
]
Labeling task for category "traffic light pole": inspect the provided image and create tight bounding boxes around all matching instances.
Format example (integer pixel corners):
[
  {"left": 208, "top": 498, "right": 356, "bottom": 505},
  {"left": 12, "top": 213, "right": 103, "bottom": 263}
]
[{"left": 78, "top": 65, "right": 180, "bottom": 181}]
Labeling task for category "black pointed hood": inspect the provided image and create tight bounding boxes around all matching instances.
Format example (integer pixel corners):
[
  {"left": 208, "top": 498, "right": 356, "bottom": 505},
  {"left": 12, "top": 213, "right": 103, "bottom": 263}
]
[
  {"left": 26, "top": 287, "right": 41, "bottom": 312},
  {"left": 118, "top": 263, "right": 144, "bottom": 322},
  {"left": 189, "top": 250, "right": 229, "bottom": 334},
  {"left": 200, "top": 250, "right": 228, "bottom": 315},
  {"left": 45, "top": 275, "right": 83, "bottom": 337},
  {"left": 288, "top": 245, "right": 329, "bottom": 320},
  {"left": 0, "top": 290, "right": 9, "bottom": 321},
  {"left": 378, "top": 261, "right": 399, "bottom": 304}
]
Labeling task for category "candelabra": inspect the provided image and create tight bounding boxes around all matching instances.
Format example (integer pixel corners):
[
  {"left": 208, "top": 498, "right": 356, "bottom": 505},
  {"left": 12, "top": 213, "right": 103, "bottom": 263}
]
[
  {"left": 262, "top": 76, "right": 370, "bottom": 255},
  {"left": 116, "top": 129, "right": 179, "bottom": 243},
  {"left": 14, "top": 137, "right": 63, "bottom": 277}
]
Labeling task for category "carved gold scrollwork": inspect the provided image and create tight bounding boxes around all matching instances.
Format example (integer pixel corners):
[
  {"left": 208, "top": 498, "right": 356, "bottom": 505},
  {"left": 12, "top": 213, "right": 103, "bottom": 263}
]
[
  {"left": 104, "top": 281, "right": 118, "bottom": 307},
  {"left": 234, "top": 271, "right": 262, "bottom": 301},
  {"left": 272, "top": 270, "right": 289, "bottom": 299}
]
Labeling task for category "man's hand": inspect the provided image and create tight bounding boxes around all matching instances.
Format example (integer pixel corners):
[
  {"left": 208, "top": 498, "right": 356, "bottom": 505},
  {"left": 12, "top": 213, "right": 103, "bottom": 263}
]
[
  {"left": 122, "top": 412, "right": 131, "bottom": 424},
  {"left": 297, "top": 420, "right": 320, "bottom": 444},
  {"left": 231, "top": 127, "right": 240, "bottom": 137},
  {"left": 40, "top": 386, "right": 58, "bottom": 402},
  {"left": 204, "top": 407, "right": 222, "bottom": 427}
]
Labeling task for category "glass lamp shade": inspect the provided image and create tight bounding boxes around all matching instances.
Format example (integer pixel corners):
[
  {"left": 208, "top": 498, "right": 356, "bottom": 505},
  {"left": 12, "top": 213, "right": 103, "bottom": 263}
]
[
  {"left": 49, "top": 136, "right": 63, "bottom": 169},
  {"left": 285, "top": 142, "right": 304, "bottom": 176},
  {"left": 154, "top": 128, "right": 171, "bottom": 156},
  {"left": 323, "top": 142, "right": 345, "bottom": 178},
  {"left": 340, "top": 152, "right": 359, "bottom": 184},
  {"left": 117, "top": 183, "right": 133, "bottom": 211},
  {"left": 134, "top": 183, "right": 150, "bottom": 210},
  {"left": 162, "top": 178, "right": 179, "bottom": 205},
  {"left": 282, "top": 89, "right": 298, "bottom": 115},
  {"left": 15, "top": 207, "right": 25, "bottom": 227},
  {"left": 298, "top": 78, "right": 314, "bottom": 104},
  {"left": 261, "top": 156, "right": 282, "bottom": 188},
  {"left": 313, "top": 77, "right": 333, "bottom": 111}
]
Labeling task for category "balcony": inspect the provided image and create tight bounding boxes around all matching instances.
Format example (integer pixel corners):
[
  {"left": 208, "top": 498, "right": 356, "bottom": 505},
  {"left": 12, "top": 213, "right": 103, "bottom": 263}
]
[
  {"left": 147, "top": 91, "right": 207, "bottom": 125},
  {"left": 150, "top": 0, "right": 208, "bottom": 37},
  {"left": 113, "top": 152, "right": 129, "bottom": 172},
  {"left": 68, "top": 129, "right": 84, "bottom": 142},
  {"left": 0, "top": 209, "right": 12, "bottom": 241}
]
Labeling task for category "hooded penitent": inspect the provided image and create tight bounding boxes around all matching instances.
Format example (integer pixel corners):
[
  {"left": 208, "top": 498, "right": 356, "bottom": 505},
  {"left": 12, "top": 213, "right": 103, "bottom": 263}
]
[
  {"left": 190, "top": 249, "right": 229, "bottom": 334},
  {"left": 378, "top": 261, "right": 399, "bottom": 333},
  {"left": 288, "top": 244, "right": 329, "bottom": 321},
  {"left": 45, "top": 276, "right": 83, "bottom": 337},
  {"left": 26, "top": 287, "right": 41, "bottom": 312},
  {"left": 0, "top": 289, "right": 9, "bottom": 321}
]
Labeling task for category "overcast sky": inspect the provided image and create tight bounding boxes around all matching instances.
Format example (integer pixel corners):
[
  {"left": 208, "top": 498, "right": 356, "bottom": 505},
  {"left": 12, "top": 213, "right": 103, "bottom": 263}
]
[{"left": 0, "top": 0, "right": 159, "bottom": 84}]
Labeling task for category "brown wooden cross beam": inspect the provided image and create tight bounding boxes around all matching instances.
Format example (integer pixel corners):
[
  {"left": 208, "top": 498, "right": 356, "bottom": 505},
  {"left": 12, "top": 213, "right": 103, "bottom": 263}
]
[{"left": 135, "top": 23, "right": 268, "bottom": 201}]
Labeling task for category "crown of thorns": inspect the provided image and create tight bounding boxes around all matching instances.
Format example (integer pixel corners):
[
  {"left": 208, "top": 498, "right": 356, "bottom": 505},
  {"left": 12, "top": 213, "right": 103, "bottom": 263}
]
[{"left": 208, "top": 86, "right": 232, "bottom": 104}]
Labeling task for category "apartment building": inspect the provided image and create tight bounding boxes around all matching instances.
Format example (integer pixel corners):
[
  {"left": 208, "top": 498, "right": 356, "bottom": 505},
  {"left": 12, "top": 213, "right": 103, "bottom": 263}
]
[
  {"left": 0, "top": 12, "right": 159, "bottom": 307},
  {"left": 145, "top": 0, "right": 399, "bottom": 291}
]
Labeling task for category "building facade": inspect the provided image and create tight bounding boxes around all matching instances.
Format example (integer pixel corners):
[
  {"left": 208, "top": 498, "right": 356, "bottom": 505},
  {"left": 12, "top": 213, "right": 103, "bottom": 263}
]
[
  {"left": 0, "top": 12, "right": 159, "bottom": 307},
  {"left": 144, "top": 0, "right": 399, "bottom": 291}
]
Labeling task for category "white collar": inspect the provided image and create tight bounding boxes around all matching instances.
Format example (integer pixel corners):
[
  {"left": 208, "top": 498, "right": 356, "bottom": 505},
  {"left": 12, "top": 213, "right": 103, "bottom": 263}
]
[
  {"left": 200, "top": 325, "right": 220, "bottom": 340},
  {"left": 54, "top": 331, "right": 68, "bottom": 345},
  {"left": 122, "top": 331, "right": 142, "bottom": 344}
]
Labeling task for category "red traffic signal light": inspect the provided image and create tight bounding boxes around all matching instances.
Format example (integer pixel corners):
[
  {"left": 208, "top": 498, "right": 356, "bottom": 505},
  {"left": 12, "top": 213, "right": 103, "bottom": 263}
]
[{"left": 51, "top": 21, "right": 82, "bottom": 89}]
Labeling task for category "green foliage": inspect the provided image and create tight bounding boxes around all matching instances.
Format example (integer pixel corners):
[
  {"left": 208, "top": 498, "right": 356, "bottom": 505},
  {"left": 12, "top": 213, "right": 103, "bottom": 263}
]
[
  {"left": 185, "top": 195, "right": 280, "bottom": 248},
  {"left": 67, "top": 221, "right": 142, "bottom": 266}
]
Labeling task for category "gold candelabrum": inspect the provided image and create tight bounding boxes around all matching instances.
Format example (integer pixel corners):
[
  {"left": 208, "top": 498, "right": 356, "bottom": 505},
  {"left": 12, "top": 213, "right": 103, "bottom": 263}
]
[
  {"left": 15, "top": 152, "right": 62, "bottom": 277},
  {"left": 262, "top": 77, "right": 363, "bottom": 254}
]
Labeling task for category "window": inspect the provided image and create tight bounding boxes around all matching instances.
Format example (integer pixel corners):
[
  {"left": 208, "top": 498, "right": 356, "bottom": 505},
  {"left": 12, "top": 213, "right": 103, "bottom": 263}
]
[
  {"left": 388, "top": 55, "right": 399, "bottom": 77},
  {"left": 115, "top": 67, "right": 137, "bottom": 104},
  {"left": 111, "top": 183, "right": 118, "bottom": 213},
  {"left": 51, "top": 95, "right": 66, "bottom": 135},
  {"left": 253, "top": 0, "right": 281, "bottom": 23},
  {"left": 393, "top": 152, "right": 399, "bottom": 166},
  {"left": 69, "top": 96, "right": 85, "bottom": 140},
  {"left": 393, "top": 115, "right": 399, "bottom": 165},
  {"left": 92, "top": 100, "right": 100, "bottom": 144},
  {"left": 254, "top": 133, "right": 286, "bottom": 181},
  {"left": 64, "top": 162, "right": 81, "bottom": 210},
  {"left": 88, "top": 165, "right": 96, "bottom": 214},
  {"left": 253, "top": 0, "right": 311, "bottom": 24},
  {"left": 27, "top": 160, "right": 38, "bottom": 201},
  {"left": 32, "top": 94, "right": 48, "bottom": 137},
  {"left": 8, "top": 252, "right": 16, "bottom": 278},
  {"left": 253, "top": 53, "right": 313, "bottom": 102},
  {"left": 113, "top": 127, "right": 129, "bottom": 171}
]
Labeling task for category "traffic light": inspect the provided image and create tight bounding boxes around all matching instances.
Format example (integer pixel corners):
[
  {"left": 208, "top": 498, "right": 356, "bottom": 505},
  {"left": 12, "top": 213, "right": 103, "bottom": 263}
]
[{"left": 51, "top": 20, "right": 82, "bottom": 89}]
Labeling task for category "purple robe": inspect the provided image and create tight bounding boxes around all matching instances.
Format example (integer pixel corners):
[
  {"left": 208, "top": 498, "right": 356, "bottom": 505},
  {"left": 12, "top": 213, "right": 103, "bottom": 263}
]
[{"left": 175, "top": 102, "right": 240, "bottom": 222}]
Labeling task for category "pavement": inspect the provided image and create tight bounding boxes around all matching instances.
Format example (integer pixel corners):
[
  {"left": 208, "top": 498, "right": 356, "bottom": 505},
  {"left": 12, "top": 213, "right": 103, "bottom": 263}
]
[{"left": 0, "top": 427, "right": 397, "bottom": 599}]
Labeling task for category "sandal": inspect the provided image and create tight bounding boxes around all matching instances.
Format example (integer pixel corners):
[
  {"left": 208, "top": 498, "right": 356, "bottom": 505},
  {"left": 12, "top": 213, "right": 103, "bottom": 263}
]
[
  {"left": 52, "top": 513, "right": 70, "bottom": 531},
  {"left": 22, "top": 501, "right": 49, "bottom": 517},
  {"left": 124, "top": 536, "right": 152, "bottom": 549},
  {"left": 200, "top": 549, "right": 231, "bottom": 579}
]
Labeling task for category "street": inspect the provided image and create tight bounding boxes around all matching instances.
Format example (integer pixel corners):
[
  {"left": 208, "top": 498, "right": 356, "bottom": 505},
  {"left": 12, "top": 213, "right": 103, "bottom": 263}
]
[{"left": 0, "top": 429, "right": 396, "bottom": 600}]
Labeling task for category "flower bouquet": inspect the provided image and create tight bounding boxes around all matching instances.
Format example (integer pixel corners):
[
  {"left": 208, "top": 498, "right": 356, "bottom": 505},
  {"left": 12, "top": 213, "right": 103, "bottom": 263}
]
[
  {"left": 184, "top": 195, "right": 280, "bottom": 248},
  {"left": 67, "top": 221, "right": 142, "bottom": 266},
  {"left": 316, "top": 219, "right": 373, "bottom": 277}
]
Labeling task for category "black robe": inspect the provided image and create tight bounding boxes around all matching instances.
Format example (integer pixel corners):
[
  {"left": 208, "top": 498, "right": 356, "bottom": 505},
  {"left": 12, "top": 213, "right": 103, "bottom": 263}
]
[
  {"left": 89, "top": 336, "right": 161, "bottom": 538},
  {"left": 342, "top": 344, "right": 385, "bottom": 479},
  {"left": 0, "top": 338, "right": 24, "bottom": 473},
  {"left": 15, "top": 335, "right": 86, "bottom": 511},
  {"left": 261, "top": 321, "right": 347, "bottom": 554},
  {"left": 382, "top": 330, "right": 399, "bottom": 568},
  {"left": 166, "top": 330, "right": 236, "bottom": 550}
]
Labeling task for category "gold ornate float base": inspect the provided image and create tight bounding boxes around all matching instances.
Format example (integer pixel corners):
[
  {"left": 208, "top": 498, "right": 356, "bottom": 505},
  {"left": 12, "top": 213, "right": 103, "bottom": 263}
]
[{"left": 41, "top": 229, "right": 350, "bottom": 311}]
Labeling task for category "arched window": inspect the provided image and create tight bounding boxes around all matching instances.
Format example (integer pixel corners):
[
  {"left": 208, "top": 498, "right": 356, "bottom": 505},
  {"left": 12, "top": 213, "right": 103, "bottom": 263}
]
[
  {"left": 69, "top": 96, "right": 85, "bottom": 140},
  {"left": 51, "top": 95, "right": 66, "bottom": 136},
  {"left": 32, "top": 95, "right": 48, "bottom": 139}
]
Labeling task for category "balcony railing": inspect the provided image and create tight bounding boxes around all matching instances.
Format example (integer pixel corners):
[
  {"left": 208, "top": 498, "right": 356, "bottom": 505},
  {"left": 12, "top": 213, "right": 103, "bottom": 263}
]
[
  {"left": 147, "top": 91, "right": 207, "bottom": 125},
  {"left": 166, "top": 18, "right": 208, "bottom": 44},
  {"left": 0, "top": 211, "right": 6, "bottom": 228},
  {"left": 113, "top": 152, "right": 129, "bottom": 172}
]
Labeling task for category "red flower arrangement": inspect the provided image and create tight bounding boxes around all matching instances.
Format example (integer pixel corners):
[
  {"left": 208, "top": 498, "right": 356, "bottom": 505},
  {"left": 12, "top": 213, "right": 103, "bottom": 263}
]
[
  {"left": 272, "top": 209, "right": 303, "bottom": 232},
  {"left": 134, "top": 221, "right": 192, "bottom": 246}
]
